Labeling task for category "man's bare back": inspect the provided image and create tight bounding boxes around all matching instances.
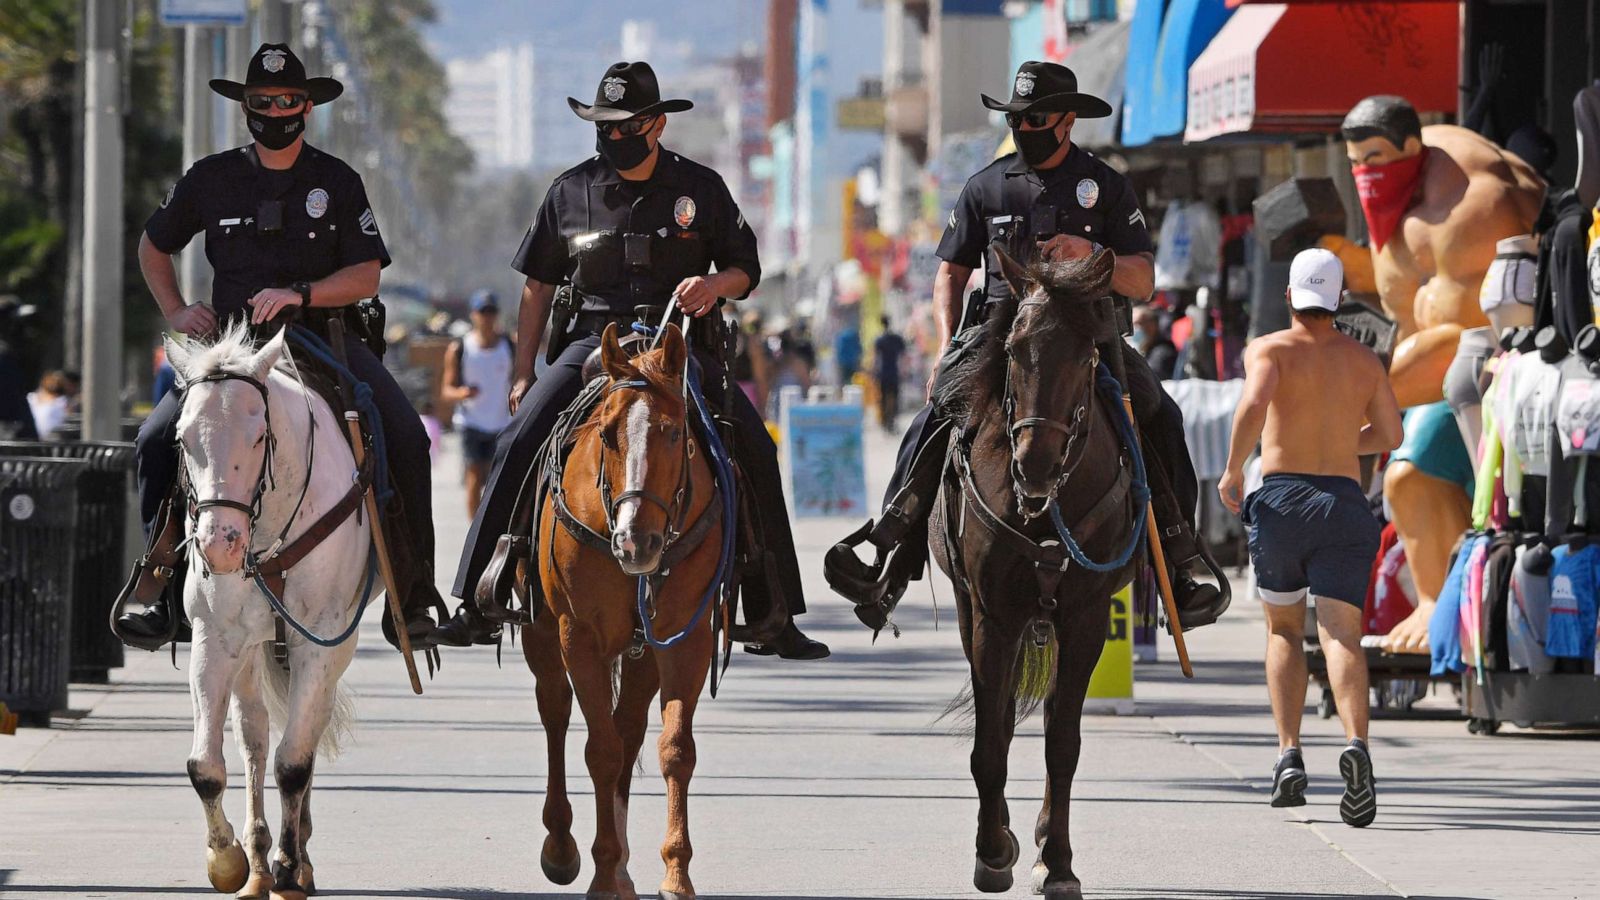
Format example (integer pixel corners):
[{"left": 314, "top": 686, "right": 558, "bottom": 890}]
[{"left": 1250, "top": 324, "right": 1397, "bottom": 482}]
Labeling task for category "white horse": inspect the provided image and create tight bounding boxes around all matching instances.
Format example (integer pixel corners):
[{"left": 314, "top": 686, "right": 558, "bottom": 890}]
[{"left": 165, "top": 321, "right": 371, "bottom": 900}]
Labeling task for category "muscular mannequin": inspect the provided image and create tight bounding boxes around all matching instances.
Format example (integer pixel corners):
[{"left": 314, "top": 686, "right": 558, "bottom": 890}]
[{"left": 1340, "top": 96, "right": 1545, "bottom": 653}]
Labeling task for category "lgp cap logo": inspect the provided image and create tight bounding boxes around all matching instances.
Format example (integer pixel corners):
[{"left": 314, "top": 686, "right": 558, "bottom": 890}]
[
  {"left": 603, "top": 76, "right": 627, "bottom": 102},
  {"left": 674, "top": 196, "right": 697, "bottom": 228},
  {"left": 261, "top": 49, "right": 288, "bottom": 74},
  {"left": 1076, "top": 178, "right": 1099, "bottom": 209},
  {"left": 1015, "top": 72, "right": 1035, "bottom": 98}
]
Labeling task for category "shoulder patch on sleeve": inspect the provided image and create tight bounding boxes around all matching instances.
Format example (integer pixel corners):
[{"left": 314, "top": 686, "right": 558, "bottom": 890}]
[
  {"left": 948, "top": 209, "right": 957, "bottom": 230},
  {"left": 358, "top": 208, "right": 379, "bottom": 236},
  {"left": 1128, "top": 209, "right": 1146, "bottom": 228},
  {"left": 161, "top": 184, "right": 175, "bottom": 209}
]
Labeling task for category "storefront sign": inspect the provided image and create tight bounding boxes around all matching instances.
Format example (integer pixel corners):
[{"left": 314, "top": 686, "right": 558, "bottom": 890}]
[
  {"left": 780, "top": 390, "right": 868, "bottom": 517},
  {"left": 836, "top": 97, "right": 886, "bottom": 131},
  {"left": 160, "top": 0, "right": 248, "bottom": 26}
]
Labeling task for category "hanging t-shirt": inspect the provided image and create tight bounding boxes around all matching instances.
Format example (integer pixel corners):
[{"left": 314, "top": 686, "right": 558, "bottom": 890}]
[
  {"left": 1154, "top": 200, "right": 1222, "bottom": 291},
  {"left": 1431, "top": 534, "right": 1484, "bottom": 676},
  {"left": 1492, "top": 350, "right": 1563, "bottom": 515},
  {"left": 1546, "top": 543, "right": 1600, "bottom": 660},
  {"left": 1507, "top": 543, "right": 1556, "bottom": 674},
  {"left": 1545, "top": 355, "right": 1600, "bottom": 532}
]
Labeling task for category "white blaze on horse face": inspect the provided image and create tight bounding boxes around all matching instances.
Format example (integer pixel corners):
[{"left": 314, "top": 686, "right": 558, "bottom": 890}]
[
  {"left": 183, "top": 381, "right": 269, "bottom": 575},
  {"left": 612, "top": 397, "right": 664, "bottom": 574}
]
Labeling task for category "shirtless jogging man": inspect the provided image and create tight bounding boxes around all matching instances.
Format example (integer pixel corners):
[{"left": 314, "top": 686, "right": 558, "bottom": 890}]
[{"left": 1218, "top": 248, "right": 1404, "bottom": 828}]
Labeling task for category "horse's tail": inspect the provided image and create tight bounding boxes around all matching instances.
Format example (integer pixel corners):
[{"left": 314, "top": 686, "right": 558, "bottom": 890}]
[
  {"left": 938, "top": 637, "right": 1058, "bottom": 735},
  {"left": 258, "top": 645, "right": 356, "bottom": 761}
]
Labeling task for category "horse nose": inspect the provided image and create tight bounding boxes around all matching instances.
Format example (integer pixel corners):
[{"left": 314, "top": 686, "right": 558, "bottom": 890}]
[
  {"left": 613, "top": 528, "right": 665, "bottom": 576},
  {"left": 197, "top": 512, "right": 249, "bottom": 575},
  {"left": 1012, "top": 433, "right": 1059, "bottom": 499}
]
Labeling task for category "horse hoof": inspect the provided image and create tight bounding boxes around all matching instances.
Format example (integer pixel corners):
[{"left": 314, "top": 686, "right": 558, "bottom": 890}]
[
  {"left": 1031, "top": 860, "right": 1049, "bottom": 894},
  {"left": 237, "top": 871, "right": 272, "bottom": 899},
  {"left": 541, "top": 848, "right": 582, "bottom": 885},
  {"left": 660, "top": 891, "right": 695, "bottom": 900},
  {"left": 1043, "top": 880, "right": 1084, "bottom": 899},
  {"left": 268, "top": 890, "right": 306, "bottom": 900},
  {"left": 207, "top": 842, "right": 250, "bottom": 893},
  {"left": 296, "top": 862, "right": 316, "bottom": 896},
  {"left": 973, "top": 828, "right": 1021, "bottom": 893}
]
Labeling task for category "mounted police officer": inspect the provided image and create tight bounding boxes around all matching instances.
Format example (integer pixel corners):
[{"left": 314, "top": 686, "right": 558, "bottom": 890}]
[
  {"left": 435, "top": 62, "right": 828, "bottom": 660},
  {"left": 825, "top": 61, "right": 1231, "bottom": 632},
  {"left": 115, "top": 44, "right": 444, "bottom": 652}
]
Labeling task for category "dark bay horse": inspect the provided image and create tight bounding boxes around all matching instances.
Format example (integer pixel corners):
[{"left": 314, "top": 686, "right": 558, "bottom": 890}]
[
  {"left": 930, "top": 248, "right": 1146, "bottom": 899},
  {"left": 525, "top": 322, "right": 724, "bottom": 900}
]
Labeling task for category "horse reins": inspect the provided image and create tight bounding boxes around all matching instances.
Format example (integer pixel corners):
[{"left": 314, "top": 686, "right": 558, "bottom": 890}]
[{"left": 597, "top": 377, "right": 697, "bottom": 557}]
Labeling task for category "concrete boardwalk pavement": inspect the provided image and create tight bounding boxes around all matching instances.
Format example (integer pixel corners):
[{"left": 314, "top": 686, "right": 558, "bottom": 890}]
[{"left": 1, "top": 428, "right": 1595, "bottom": 900}]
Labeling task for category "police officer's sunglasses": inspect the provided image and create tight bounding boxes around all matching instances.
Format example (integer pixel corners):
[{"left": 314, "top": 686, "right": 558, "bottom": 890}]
[
  {"left": 1005, "top": 111, "right": 1058, "bottom": 129},
  {"left": 597, "top": 115, "right": 658, "bottom": 137},
  {"left": 244, "top": 93, "right": 308, "bottom": 111}
]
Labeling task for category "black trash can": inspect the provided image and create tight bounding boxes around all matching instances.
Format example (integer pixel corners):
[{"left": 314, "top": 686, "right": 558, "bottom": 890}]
[
  {"left": 0, "top": 441, "right": 133, "bottom": 682},
  {"left": 0, "top": 456, "right": 86, "bottom": 726}
]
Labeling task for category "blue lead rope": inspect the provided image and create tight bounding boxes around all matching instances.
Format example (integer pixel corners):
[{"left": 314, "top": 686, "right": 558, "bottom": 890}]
[
  {"left": 1047, "top": 363, "right": 1150, "bottom": 573},
  {"left": 286, "top": 325, "right": 393, "bottom": 506},
  {"left": 248, "top": 543, "right": 379, "bottom": 647},
  {"left": 629, "top": 324, "right": 737, "bottom": 649}
]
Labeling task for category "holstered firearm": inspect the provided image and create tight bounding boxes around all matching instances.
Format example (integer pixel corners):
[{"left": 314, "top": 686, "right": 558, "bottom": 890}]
[{"left": 545, "top": 284, "right": 578, "bottom": 365}]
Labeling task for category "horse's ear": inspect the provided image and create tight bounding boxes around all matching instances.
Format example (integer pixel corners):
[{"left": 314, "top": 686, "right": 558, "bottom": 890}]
[
  {"left": 249, "top": 328, "right": 287, "bottom": 378},
  {"left": 599, "top": 323, "right": 635, "bottom": 380},
  {"left": 162, "top": 333, "right": 192, "bottom": 388},
  {"left": 658, "top": 323, "right": 687, "bottom": 381},
  {"left": 990, "top": 243, "right": 1030, "bottom": 299}
]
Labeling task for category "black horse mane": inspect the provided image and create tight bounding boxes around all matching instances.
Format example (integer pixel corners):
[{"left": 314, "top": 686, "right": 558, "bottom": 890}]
[{"left": 942, "top": 250, "right": 1114, "bottom": 422}]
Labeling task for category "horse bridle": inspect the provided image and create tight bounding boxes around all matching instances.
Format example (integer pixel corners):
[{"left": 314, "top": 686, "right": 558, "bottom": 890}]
[
  {"left": 597, "top": 377, "right": 697, "bottom": 557},
  {"left": 179, "top": 371, "right": 277, "bottom": 523},
  {"left": 1002, "top": 297, "right": 1100, "bottom": 521},
  {"left": 177, "top": 360, "right": 318, "bottom": 574}
]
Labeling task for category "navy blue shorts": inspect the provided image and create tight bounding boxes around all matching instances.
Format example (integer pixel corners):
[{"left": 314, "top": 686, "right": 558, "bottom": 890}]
[
  {"left": 460, "top": 426, "right": 499, "bottom": 465},
  {"left": 1242, "top": 473, "right": 1380, "bottom": 607}
]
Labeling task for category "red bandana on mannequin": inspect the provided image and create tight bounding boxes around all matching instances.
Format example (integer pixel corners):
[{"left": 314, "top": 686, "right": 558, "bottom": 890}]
[{"left": 1352, "top": 148, "right": 1429, "bottom": 251}]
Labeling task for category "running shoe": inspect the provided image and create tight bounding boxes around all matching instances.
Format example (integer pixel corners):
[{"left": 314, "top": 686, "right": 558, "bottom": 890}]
[
  {"left": 1270, "top": 747, "right": 1307, "bottom": 808},
  {"left": 1339, "top": 738, "right": 1377, "bottom": 827}
]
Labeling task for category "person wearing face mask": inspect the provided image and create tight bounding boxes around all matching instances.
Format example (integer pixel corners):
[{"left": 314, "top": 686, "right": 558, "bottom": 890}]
[
  {"left": 1334, "top": 95, "right": 1546, "bottom": 657},
  {"left": 826, "top": 61, "right": 1233, "bottom": 636},
  {"left": 440, "top": 62, "right": 828, "bottom": 660},
  {"left": 115, "top": 44, "right": 447, "bottom": 654}
]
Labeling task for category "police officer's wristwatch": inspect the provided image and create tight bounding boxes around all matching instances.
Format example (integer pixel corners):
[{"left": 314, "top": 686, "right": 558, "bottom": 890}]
[{"left": 291, "top": 280, "right": 313, "bottom": 307}]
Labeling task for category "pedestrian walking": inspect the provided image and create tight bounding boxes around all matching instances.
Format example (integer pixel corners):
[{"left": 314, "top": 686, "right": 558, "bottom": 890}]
[
  {"left": 442, "top": 289, "right": 513, "bottom": 517},
  {"left": 872, "top": 315, "right": 906, "bottom": 433},
  {"left": 1218, "top": 249, "right": 1403, "bottom": 827}
]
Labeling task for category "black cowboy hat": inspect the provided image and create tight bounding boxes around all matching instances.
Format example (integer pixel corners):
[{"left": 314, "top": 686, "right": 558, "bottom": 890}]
[
  {"left": 567, "top": 61, "right": 693, "bottom": 123},
  {"left": 209, "top": 43, "right": 343, "bottom": 105},
  {"left": 981, "top": 61, "right": 1112, "bottom": 119}
]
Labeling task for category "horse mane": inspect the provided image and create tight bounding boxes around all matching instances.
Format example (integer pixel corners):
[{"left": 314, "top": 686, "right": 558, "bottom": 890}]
[
  {"left": 943, "top": 251, "right": 1114, "bottom": 421},
  {"left": 574, "top": 343, "right": 690, "bottom": 443},
  {"left": 165, "top": 319, "right": 289, "bottom": 382}
]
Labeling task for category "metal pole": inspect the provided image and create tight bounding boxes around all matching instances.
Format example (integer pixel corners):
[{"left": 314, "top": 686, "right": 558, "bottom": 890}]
[
  {"left": 180, "top": 26, "right": 214, "bottom": 311},
  {"left": 80, "top": 0, "right": 124, "bottom": 441},
  {"left": 260, "top": 0, "right": 291, "bottom": 43}
]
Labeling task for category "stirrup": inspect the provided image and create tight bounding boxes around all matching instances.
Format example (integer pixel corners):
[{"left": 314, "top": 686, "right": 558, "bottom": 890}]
[
  {"left": 823, "top": 520, "right": 908, "bottom": 635},
  {"left": 475, "top": 533, "right": 534, "bottom": 625},
  {"left": 110, "top": 497, "right": 185, "bottom": 652}
]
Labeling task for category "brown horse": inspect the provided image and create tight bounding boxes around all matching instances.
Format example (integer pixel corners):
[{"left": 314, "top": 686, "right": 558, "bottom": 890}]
[
  {"left": 930, "top": 249, "right": 1145, "bottom": 899},
  {"left": 525, "top": 322, "right": 723, "bottom": 900}
]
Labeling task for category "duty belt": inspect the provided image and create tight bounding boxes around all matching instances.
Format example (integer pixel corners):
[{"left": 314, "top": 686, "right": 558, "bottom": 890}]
[{"left": 571, "top": 310, "right": 643, "bottom": 335}]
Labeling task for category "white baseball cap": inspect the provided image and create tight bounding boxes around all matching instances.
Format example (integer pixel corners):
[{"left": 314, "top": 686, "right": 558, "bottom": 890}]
[{"left": 1287, "top": 248, "right": 1343, "bottom": 312}]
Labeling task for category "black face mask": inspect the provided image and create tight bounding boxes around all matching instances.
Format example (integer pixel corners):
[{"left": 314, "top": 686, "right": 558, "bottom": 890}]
[
  {"left": 1013, "top": 125, "right": 1065, "bottom": 168},
  {"left": 246, "top": 109, "right": 305, "bottom": 151},
  {"left": 596, "top": 131, "right": 654, "bottom": 171}
]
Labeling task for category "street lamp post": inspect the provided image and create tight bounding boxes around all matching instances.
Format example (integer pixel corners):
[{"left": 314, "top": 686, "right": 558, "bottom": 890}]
[{"left": 80, "top": 0, "right": 124, "bottom": 441}]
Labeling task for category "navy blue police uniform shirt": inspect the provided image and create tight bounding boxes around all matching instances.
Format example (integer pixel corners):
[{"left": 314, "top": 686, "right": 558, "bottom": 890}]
[
  {"left": 511, "top": 148, "right": 761, "bottom": 315},
  {"left": 937, "top": 145, "right": 1153, "bottom": 303},
  {"left": 144, "top": 145, "right": 391, "bottom": 318}
]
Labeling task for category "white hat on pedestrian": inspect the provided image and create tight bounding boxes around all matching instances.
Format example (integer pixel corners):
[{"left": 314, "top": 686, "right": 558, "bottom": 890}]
[{"left": 1287, "top": 248, "right": 1343, "bottom": 313}]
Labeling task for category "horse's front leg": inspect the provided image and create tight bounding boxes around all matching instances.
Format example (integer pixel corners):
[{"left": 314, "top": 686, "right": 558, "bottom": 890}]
[
  {"left": 563, "top": 624, "right": 628, "bottom": 900},
  {"left": 270, "top": 644, "right": 351, "bottom": 900},
  {"left": 1033, "top": 591, "right": 1112, "bottom": 899},
  {"left": 230, "top": 650, "right": 274, "bottom": 899},
  {"left": 969, "top": 607, "right": 1024, "bottom": 894},
  {"left": 655, "top": 624, "right": 711, "bottom": 900},
  {"left": 187, "top": 629, "right": 250, "bottom": 894},
  {"left": 612, "top": 648, "right": 661, "bottom": 900},
  {"left": 525, "top": 615, "right": 582, "bottom": 886}
]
